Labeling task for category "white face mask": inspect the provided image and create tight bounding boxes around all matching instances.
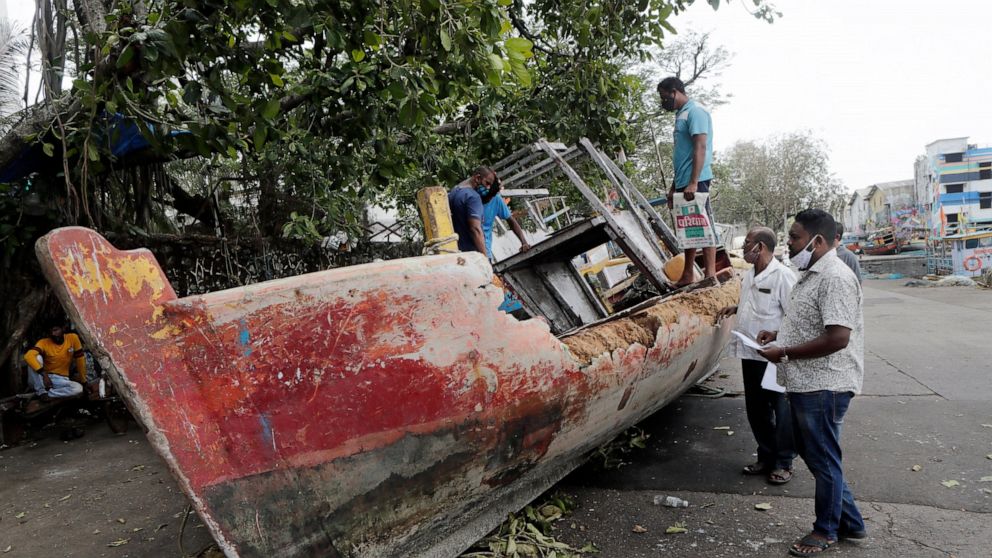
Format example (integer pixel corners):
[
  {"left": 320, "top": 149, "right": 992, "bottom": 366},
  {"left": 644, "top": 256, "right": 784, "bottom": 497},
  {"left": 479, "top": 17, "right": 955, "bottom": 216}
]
[{"left": 788, "top": 235, "right": 820, "bottom": 271}]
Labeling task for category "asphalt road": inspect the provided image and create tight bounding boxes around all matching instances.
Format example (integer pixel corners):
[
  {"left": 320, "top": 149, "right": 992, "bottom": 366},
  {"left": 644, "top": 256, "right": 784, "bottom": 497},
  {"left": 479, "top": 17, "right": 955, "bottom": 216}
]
[{"left": 556, "top": 280, "right": 992, "bottom": 557}]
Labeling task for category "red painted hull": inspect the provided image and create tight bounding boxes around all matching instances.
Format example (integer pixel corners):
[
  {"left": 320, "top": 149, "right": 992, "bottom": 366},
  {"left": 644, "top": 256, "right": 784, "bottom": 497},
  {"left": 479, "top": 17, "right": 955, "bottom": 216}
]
[{"left": 37, "top": 227, "right": 738, "bottom": 558}]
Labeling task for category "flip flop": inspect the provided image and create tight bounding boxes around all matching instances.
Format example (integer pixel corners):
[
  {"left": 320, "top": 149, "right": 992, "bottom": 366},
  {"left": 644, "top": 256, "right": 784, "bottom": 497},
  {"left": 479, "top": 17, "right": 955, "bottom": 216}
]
[
  {"left": 768, "top": 468, "right": 793, "bottom": 485},
  {"left": 789, "top": 533, "right": 836, "bottom": 556},
  {"left": 742, "top": 462, "right": 769, "bottom": 475}
]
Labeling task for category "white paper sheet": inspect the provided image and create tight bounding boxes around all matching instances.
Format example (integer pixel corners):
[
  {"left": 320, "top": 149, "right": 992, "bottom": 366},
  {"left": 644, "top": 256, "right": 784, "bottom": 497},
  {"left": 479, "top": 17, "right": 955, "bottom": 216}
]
[{"left": 731, "top": 331, "right": 786, "bottom": 393}]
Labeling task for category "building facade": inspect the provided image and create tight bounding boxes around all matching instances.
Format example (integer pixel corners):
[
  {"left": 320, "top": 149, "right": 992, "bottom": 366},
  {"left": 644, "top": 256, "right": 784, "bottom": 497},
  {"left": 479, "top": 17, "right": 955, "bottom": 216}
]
[{"left": 917, "top": 137, "right": 992, "bottom": 275}]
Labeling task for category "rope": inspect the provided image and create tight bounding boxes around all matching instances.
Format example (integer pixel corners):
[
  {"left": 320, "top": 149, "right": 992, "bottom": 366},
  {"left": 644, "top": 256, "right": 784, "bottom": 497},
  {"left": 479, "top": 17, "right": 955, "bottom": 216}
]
[{"left": 422, "top": 234, "right": 460, "bottom": 255}]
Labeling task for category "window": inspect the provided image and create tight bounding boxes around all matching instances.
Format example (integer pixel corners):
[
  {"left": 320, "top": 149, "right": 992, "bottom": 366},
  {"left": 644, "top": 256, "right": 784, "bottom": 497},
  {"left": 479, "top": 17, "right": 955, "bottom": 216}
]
[
  {"left": 981, "top": 192, "right": 992, "bottom": 209},
  {"left": 945, "top": 184, "right": 965, "bottom": 194},
  {"left": 944, "top": 153, "right": 964, "bottom": 163},
  {"left": 947, "top": 213, "right": 959, "bottom": 224},
  {"left": 980, "top": 162, "right": 991, "bottom": 180},
  {"left": 966, "top": 239, "right": 979, "bottom": 249}
]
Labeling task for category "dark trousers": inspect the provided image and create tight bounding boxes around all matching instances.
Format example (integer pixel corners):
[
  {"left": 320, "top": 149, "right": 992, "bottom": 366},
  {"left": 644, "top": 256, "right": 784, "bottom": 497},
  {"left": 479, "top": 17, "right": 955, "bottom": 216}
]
[
  {"left": 742, "top": 359, "right": 795, "bottom": 470},
  {"left": 790, "top": 390, "right": 865, "bottom": 539}
]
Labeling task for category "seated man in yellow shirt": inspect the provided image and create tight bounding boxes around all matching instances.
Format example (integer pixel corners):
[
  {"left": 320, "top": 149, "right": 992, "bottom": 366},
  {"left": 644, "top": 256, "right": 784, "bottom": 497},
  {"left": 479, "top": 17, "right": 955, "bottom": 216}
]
[{"left": 23, "top": 324, "right": 86, "bottom": 401}]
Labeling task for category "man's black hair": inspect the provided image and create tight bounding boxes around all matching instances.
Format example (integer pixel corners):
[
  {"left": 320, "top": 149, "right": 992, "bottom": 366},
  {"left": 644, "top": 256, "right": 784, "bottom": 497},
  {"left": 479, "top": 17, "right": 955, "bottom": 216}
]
[
  {"left": 794, "top": 208, "right": 837, "bottom": 243},
  {"left": 473, "top": 165, "right": 494, "bottom": 179},
  {"left": 835, "top": 221, "right": 845, "bottom": 239},
  {"left": 658, "top": 76, "right": 686, "bottom": 95},
  {"left": 752, "top": 228, "right": 777, "bottom": 251}
]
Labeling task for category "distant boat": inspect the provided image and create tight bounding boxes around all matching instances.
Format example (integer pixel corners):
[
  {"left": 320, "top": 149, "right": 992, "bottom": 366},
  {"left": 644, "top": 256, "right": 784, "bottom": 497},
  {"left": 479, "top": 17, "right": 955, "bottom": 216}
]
[{"left": 863, "top": 228, "right": 901, "bottom": 256}]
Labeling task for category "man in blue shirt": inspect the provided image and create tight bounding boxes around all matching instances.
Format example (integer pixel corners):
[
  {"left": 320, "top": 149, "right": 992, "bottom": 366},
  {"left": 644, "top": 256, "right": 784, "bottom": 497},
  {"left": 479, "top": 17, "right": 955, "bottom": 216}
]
[
  {"left": 659, "top": 76, "right": 717, "bottom": 286},
  {"left": 481, "top": 181, "right": 531, "bottom": 260},
  {"left": 448, "top": 166, "right": 494, "bottom": 254}
]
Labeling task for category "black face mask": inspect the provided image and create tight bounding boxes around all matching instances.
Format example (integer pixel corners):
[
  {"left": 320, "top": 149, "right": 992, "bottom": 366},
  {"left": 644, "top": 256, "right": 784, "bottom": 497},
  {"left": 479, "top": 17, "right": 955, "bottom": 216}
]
[
  {"left": 480, "top": 180, "right": 501, "bottom": 204},
  {"left": 661, "top": 94, "right": 677, "bottom": 112}
]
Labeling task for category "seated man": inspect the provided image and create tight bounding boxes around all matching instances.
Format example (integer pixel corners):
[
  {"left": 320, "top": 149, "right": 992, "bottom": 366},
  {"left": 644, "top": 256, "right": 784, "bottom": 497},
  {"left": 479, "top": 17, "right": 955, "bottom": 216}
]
[{"left": 24, "top": 324, "right": 87, "bottom": 404}]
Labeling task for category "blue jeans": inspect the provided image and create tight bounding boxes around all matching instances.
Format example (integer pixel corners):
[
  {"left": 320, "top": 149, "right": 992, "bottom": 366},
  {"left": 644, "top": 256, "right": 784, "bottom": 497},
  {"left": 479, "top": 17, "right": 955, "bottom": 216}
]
[
  {"left": 28, "top": 369, "right": 84, "bottom": 399},
  {"left": 789, "top": 390, "right": 865, "bottom": 539}
]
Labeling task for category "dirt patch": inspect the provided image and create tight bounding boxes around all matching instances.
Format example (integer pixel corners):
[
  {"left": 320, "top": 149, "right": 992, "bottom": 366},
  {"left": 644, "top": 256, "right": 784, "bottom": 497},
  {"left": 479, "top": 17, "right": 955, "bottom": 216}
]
[{"left": 561, "top": 280, "right": 740, "bottom": 365}]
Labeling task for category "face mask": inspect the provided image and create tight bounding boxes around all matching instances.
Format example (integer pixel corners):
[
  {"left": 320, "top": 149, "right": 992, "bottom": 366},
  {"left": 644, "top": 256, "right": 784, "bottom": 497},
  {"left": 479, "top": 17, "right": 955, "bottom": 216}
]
[
  {"left": 788, "top": 235, "right": 820, "bottom": 271},
  {"left": 661, "top": 94, "right": 677, "bottom": 112},
  {"left": 743, "top": 244, "right": 761, "bottom": 265}
]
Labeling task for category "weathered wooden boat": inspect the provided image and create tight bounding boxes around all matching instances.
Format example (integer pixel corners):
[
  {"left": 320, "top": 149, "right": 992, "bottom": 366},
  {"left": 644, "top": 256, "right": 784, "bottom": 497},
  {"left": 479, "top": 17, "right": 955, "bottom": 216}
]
[{"left": 36, "top": 141, "right": 739, "bottom": 558}]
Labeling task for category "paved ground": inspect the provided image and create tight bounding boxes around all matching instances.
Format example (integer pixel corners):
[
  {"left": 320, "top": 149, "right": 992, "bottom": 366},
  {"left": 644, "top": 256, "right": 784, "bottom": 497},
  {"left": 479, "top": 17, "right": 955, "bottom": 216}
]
[
  {"left": 556, "top": 279, "right": 992, "bottom": 557},
  {"left": 1, "top": 280, "right": 990, "bottom": 557}
]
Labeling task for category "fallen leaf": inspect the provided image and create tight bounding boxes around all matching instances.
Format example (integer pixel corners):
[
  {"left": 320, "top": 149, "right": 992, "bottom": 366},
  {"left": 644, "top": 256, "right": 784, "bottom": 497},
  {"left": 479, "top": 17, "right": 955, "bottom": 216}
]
[
  {"left": 979, "top": 476, "right": 992, "bottom": 482},
  {"left": 713, "top": 426, "right": 731, "bottom": 430},
  {"left": 727, "top": 431, "right": 735, "bottom": 436},
  {"left": 60, "top": 494, "right": 72, "bottom": 501},
  {"left": 116, "top": 518, "right": 127, "bottom": 524},
  {"left": 911, "top": 465, "right": 922, "bottom": 472},
  {"left": 107, "top": 538, "right": 129, "bottom": 547},
  {"left": 754, "top": 502, "right": 772, "bottom": 511},
  {"left": 43, "top": 503, "right": 50, "bottom": 508},
  {"left": 92, "top": 529, "right": 101, "bottom": 535},
  {"left": 941, "top": 480, "right": 960, "bottom": 488},
  {"left": 981, "top": 488, "right": 992, "bottom": 495},
  {"left": 130, "top": 465, "right": 145, "bottom": 472},
  {"left": 665, "top": 524, "right": 688, "bottom": 535},
  {"left": 986, "top": 454, "right": 992, "bottom": 460},
  {"left": 155, "top": 523, "right": 168, "bottom": 532},
  {"left": 982, "top": 424, "right": 992, "bottom": 429},
  {"left": 632, "top": 524, "right": 648, "bottom": 533},
  {"left": 2, "top": 546, "right": 10, "bottom": 553},
  {"left": 14, "top": 512, "right": 25, "bottom": 519}
]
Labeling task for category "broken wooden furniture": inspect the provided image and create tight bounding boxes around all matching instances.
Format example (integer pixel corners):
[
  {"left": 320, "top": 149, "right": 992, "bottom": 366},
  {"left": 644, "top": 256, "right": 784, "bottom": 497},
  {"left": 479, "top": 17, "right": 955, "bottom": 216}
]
[{"left": 38, "top": 225, "right": 738, "bottom": 558}]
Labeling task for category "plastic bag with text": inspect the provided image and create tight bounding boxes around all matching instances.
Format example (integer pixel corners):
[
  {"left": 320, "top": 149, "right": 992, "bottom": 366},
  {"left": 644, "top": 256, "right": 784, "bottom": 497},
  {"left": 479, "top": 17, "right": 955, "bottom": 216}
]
[{"left": 672, "top": 192, "right": 718, "bottom": 249}]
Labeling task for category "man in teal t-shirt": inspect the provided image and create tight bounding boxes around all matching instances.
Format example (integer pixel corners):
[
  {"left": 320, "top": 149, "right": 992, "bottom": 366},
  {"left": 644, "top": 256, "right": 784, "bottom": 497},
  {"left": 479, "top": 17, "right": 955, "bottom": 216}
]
[
  {"left": 659, "top": 76, "right": 718, "bottom": 286},
  {"left": 482, "top": 180, "right": 531, "bottom": 260}
]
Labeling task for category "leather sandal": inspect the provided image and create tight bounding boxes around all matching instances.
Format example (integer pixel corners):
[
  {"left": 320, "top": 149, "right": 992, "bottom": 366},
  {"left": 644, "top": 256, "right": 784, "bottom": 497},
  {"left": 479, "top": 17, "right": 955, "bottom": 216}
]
[{"left": 768, "top": 468, "right": 793, "bottom": 485}]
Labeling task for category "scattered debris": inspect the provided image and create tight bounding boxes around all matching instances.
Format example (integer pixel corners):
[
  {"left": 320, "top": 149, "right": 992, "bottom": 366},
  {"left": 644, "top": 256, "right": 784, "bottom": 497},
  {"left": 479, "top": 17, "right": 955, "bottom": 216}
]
[
  {"left": 911, "top": 465, "right": 922, "bottom": 472},
  {"left": 14, "top": 512, "right": 25, "bottom": 519},
  {"left": 116, "top": 518, "right": 127, "bottom": 524},
  {"left": 93, "top": 529, "right": 101, "bottom": 535},
  {"left": 754, "top": 503, "right": 772, "bottom": 511},
  {"left": 986, "top": 454, "right": 992, "bottom": 460},
  {"left": 726, "top": 431, "right": 735, "bottom": 436},
  {"left": 107, "top": 539, "right": 130, "bottom": 547},
  {"left": 130, "top": 465, "right": 146, "bottom": 472},
  {"left": 979, "top": 476, "right": 992, "bottom": 482},
  {"left": 2, "top": 546, "right": 10, "bottom": 553},
  {"left": 654, "top": 495, "right": 689, "bottom": 508},
  {"left": 59, "top": 494, "right": 72, "bottom": 501},
  {"left": 941, "top": 480, "right": 961, "bottom": 488},
  {"left": 713, "top": 426, "right": 731, "bottom": 430},
  {"left": 982, "top": 424, "right": 992, "bottom": 429},
  {"left": 460, "top": 492, "right": 597, "bottom": 557},
  {"left": 907, "top": 276, "right": 977, "bottom": 288},
  {"left": 632, "top": 525, "right": 648, "bottom": 533},
  {"left": 592, "top": 427, "right": 650, "bottom": 470},
  {"left": 665, "top": 522, "right": 688, "bottom": 535}
]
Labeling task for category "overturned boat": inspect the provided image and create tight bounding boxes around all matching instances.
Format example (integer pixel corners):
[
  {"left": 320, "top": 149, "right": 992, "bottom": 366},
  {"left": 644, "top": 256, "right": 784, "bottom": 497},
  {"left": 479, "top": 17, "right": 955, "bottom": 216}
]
[{"left": 36, "top": 140, "right": 739, "bottom": 558}]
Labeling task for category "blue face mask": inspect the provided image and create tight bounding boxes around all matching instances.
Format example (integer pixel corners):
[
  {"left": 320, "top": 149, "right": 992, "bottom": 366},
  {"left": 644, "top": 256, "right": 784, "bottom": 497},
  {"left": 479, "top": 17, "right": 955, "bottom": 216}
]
[{"left": 477, "top": 185, "right": 490, "bottom": 197}]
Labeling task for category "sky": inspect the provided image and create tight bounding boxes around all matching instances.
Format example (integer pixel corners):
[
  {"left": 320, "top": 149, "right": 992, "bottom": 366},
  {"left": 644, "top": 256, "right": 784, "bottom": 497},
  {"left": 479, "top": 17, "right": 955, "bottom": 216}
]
[
  {"left": 668, "top": 0, "right": 992, "bottom": 192},
  {"left": 6, "top": 0, "right": 992, "bottom": 193}
]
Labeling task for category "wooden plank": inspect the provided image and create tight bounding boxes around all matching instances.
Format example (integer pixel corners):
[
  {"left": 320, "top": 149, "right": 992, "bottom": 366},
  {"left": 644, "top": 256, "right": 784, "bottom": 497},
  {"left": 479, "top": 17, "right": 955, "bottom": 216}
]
[
  {"left": 502, "top": 146, "right": 581, "bottom": 187},
  {"left": 500, "top": 188, "right": 550, "bottom": 197}
]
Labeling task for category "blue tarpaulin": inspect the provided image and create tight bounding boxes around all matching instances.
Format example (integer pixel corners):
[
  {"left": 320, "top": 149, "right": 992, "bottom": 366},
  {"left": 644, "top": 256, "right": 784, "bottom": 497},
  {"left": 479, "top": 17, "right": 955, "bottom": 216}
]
[{"left": 0, "top": 114, "right": 189, "bottom": 183}]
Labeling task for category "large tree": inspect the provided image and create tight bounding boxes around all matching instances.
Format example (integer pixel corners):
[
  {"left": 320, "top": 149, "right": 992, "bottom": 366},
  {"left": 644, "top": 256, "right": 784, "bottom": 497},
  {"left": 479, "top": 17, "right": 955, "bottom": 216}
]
[{"left": 712, "top": 131, "right": 848, "bottom": 233}]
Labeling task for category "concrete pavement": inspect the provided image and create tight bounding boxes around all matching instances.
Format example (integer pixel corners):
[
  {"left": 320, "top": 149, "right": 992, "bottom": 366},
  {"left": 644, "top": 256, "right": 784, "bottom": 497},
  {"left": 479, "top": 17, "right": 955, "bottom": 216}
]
[{"left": 556, "top": 280, "right": 992, "bottom": 557}]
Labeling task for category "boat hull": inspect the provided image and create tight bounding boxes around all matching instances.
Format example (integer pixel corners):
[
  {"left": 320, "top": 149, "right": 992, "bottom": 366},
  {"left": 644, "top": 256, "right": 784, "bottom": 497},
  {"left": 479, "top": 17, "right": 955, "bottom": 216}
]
[{"left": 36, "top": 227, "right": 738, "bottom": 558}]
